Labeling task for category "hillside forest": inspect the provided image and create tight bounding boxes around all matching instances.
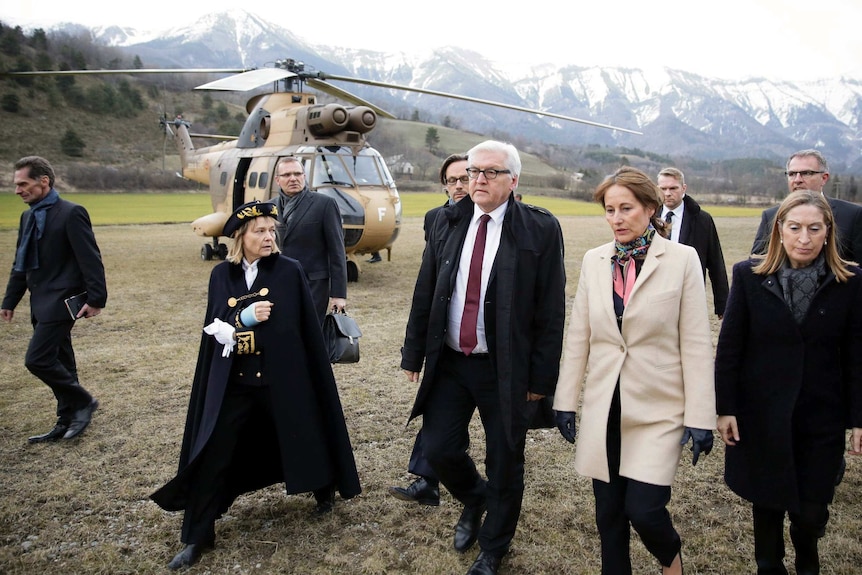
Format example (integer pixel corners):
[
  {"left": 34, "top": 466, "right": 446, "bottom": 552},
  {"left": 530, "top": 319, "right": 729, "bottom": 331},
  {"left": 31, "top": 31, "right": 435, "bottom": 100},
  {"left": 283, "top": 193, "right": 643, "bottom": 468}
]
[{"left": 0, "top": 21, "right": 859, "bottom": 204}]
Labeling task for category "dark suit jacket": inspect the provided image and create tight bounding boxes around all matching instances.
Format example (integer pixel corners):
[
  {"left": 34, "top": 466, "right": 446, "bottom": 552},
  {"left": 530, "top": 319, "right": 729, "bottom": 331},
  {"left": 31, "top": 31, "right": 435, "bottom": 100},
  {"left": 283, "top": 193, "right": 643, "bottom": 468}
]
[
  {"left": 676, "top": 195, "right": 729, "bottom": 315},
  {"left": 2, "top": 197, "right": 107, "bottom": 322},
  {"left": 401, "top": 195, "right": 566, "bottom": 447},
  {"left": 273, "top": 189, "right": 347, "bottom": 321},
  {"left": 751, "top": 196, "right": 862, "bottom": 263},
  {"left": 715, "top": 260, "right": 862, "bottom": 511}
]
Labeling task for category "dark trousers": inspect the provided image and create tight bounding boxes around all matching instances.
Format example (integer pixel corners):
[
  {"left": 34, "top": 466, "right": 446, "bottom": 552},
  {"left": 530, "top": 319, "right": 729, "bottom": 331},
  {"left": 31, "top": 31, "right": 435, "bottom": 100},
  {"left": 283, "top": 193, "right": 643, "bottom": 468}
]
[
  {"left": 181, "top": 384, "right": 272, "bottom": 544},
  {"left": 592, "top": 385, "right": 680, "bottom": 574},
  {"left": 25, "top": 318, "right": 92, "bottom": 421},
  {"left": 422, "top": 347, "right": 526, "bottom": 557},
  {"left": 407, "top": 428, "right": 439, "bottom": 482},
  {"left": 753, "top": 502, "right": 827, "bottom": 575}
]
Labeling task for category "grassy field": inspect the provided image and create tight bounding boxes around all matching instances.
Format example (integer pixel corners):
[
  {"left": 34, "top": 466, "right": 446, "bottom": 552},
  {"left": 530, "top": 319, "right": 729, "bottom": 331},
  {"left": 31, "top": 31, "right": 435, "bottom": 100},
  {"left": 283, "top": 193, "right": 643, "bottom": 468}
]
[
  {"left": 0, "top": 210, "right": 859, "bottom": 574},
  {"left": 0, "top": 191, "right": 767, "bottom": 230}
]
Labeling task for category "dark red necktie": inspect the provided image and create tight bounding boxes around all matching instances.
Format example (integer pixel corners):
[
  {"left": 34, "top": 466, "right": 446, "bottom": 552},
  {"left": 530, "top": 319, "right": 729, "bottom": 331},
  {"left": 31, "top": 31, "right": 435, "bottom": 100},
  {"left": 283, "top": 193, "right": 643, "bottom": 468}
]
[{"left": 460, "top": 214, "right": 491, "bottom": 355}]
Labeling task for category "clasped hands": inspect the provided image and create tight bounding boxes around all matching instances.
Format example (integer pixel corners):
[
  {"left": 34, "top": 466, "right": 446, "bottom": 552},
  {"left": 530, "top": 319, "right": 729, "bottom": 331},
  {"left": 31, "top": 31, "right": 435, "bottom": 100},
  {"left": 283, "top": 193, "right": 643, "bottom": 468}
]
[{"left": 555, "top": 410, "right": 714, "bottom": 465}]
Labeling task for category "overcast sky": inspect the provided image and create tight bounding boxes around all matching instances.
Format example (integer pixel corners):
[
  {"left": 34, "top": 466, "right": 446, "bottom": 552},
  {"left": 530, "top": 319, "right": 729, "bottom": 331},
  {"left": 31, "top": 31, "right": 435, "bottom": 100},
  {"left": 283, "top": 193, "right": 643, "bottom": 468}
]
[{"left": 6, "top": 0, "right": 862, "bottom": 82}]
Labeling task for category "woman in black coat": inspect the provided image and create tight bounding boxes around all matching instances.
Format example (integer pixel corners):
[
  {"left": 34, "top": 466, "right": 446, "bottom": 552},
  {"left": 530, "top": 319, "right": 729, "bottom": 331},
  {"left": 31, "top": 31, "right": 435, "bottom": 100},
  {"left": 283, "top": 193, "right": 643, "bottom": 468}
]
[
  {"left": 151, "top": 201, "right": 361, "bottom": 570},
  {"left": 716, "top": 190, "right": 862, "bottom": 575}
]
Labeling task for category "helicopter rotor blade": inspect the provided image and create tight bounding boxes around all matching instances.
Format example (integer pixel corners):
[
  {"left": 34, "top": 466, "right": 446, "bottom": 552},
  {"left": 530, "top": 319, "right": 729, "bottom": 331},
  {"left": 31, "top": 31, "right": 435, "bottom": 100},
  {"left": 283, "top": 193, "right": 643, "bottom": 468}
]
[
  {"left": 195, "top": 68, "right": 297, "bottom": 91},
  {"left": 1, "top": 68, "right": 248, "bottom": 77},
  {"left": 314, "top": 73, "right": 642, "bottom": 135},
  {"left": 304, "top": 78, "right": 395, "bottom": 119}
]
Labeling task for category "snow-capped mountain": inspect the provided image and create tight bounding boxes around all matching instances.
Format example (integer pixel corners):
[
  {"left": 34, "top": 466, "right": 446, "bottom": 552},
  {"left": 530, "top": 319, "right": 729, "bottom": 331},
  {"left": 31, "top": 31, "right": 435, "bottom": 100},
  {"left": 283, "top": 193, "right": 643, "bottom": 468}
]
[{"left": 68, "top": 10, "right": 862, "bottom": 171}]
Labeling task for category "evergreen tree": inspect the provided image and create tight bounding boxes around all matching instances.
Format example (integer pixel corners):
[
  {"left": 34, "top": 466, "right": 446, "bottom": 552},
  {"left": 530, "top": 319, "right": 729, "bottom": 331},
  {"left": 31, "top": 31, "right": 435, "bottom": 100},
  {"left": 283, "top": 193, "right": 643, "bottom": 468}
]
[{"left": 60, "top": 128, "right": 85, "bottom": 157}]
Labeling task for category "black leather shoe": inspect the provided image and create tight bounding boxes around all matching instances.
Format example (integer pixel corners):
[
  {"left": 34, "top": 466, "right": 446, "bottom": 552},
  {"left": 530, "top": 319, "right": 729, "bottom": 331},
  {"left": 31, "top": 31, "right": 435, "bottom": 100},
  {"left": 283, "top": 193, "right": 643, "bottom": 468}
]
[
  {"left": 453, "top": 502, "right": 486, "bottom": 552},
  {"left": 388, "top": 477, "right": 440, "bottom": 506},
  {"left": 311, "top": 487, "right": 335, "bottom": 517},
  {"left": 167, "top": 541, "right": 213, "bottom": 570},
  {"left": 62, "top": 399, "right": 98, "bottom": 440},
  {"left": 28, "top": 422, "right": 69, "bottom": 444},
  {"left": 466, "top": 551, "right": 502, "bottom": 575},
  {"left": 366, "top": 254, "right": 382, "bottom": 263}
]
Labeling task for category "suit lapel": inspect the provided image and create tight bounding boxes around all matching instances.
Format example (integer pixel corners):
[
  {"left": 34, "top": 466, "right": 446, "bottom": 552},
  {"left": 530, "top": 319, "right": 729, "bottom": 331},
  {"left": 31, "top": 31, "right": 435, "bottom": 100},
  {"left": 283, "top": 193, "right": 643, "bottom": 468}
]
[
  {"left": 627, "top": 235, "right": 665, "bottom": 303},
  {"left": 596, "top": 243, "right": 619, "bottom": 328}
]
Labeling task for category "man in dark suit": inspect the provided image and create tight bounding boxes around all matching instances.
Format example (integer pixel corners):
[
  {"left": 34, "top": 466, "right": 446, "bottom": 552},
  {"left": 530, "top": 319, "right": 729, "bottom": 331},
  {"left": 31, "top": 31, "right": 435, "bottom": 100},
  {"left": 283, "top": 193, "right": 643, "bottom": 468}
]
[
  {"left": 389, "top": 153, "right": 468, "bottom": 507},
  {"left": 272, "top": 156, "right": 347, "bottom": 323},
  {"left": 2, "top": 156, "right": 107, "bottom": 443},
  {"left": 657, "top": 167, "right": 729, "bottom": 317},
  {"left": 401, "top": 141, "right": 566, "bottom": 575},
  {"left": 751, "top": 149, "right": 862, "bottom": 262}
]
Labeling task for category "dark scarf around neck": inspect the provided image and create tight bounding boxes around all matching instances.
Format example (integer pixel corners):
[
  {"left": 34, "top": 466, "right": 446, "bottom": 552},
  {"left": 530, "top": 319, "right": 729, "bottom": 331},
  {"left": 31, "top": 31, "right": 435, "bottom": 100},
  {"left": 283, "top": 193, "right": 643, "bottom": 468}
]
[
  {"left": 777, "top": 253, "right": 827, "bottom": 324},
  {"left": 14, "top": 188, "right": 59, "bottom": 272}
]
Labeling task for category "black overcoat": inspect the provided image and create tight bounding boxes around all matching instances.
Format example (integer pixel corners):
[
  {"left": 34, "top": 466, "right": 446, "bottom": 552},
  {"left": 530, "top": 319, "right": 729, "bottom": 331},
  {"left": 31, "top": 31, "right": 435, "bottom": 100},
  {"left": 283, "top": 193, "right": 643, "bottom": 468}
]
[
  {"left": 401, "top": 195, "right": 566, "bottom": 447},
  {"left": 2, "top": 197, "right": 107, "bottom": 320},
  {"left": 715, "top": 259, "right": 862, "bottom": 512},
  {"left": 273, "top": 189, "right": 347, "bottom": 322},
  {"left": 151, "top": 254, "right": 360, "bottom": 512},
  {"left": 677, "top": 194, "right": 729, "bottom": 315}
]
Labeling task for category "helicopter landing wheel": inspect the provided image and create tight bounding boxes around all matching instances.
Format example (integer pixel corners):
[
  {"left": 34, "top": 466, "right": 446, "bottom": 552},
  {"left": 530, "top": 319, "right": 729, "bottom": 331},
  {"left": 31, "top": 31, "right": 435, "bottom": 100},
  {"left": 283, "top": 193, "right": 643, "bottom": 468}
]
[
  {"left": 201, "top": 243, "right": 214, "bottom": 261},
  {"left": 346, "top": 260, "right": 359, "bottom": 282},
  {"left": 217, "top": 243, "right": 228, "bottom": 260}
]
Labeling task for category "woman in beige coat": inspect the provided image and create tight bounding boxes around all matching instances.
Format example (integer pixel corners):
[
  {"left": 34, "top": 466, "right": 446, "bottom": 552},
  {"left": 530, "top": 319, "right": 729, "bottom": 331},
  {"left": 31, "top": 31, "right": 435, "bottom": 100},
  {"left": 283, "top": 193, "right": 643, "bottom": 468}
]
[{"left": 554, "top": 167, "right": 716, "bottom": 575}]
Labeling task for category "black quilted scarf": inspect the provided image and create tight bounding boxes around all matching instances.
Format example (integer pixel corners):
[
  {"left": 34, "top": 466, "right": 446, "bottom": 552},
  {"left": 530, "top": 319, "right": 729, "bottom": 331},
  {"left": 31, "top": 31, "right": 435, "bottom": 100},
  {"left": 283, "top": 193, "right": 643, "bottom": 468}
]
[{"left": 777, "top": 254, "right": 826, "bottom": 324}]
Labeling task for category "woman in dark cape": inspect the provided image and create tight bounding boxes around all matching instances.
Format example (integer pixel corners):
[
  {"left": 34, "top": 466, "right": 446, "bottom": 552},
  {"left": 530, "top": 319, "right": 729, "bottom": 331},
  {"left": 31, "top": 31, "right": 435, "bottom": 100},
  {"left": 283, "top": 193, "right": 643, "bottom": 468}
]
[{"left": 151, "top": 201, "right": 360, "bottom": 569}]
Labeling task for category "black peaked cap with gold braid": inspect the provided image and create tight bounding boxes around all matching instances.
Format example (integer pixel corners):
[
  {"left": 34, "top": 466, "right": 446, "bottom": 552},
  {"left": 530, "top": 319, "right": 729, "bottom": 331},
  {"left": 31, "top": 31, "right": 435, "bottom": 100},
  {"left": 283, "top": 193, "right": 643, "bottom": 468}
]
[{"left": 222, "top": 200, "right": 279, "bottom": 238}]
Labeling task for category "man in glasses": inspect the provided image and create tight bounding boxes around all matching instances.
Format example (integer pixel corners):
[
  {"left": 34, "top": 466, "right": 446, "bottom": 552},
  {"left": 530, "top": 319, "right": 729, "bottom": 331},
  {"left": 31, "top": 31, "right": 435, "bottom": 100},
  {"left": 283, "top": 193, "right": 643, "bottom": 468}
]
[
  {"left": 400, "top": 141, "right": 565, "bottom": 574},
  {"left": 751, "top": 149, "right": 862, "bottom": 261},
  {"left": 389, "top": 153, "right": 469, "bottom": 508},
  {"left": 271, "top": 156, "right": 347, "bottom": 325}
]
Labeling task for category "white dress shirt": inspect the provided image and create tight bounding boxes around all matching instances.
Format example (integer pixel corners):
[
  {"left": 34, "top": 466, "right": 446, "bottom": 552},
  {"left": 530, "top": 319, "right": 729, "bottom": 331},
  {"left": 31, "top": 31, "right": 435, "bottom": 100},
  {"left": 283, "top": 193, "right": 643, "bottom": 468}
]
[
  {"left": 446, "top": 202, "right": 508, "bottom": 354},
  {"left": 661, "top": 199, "right": 686, "bottom": 243}
]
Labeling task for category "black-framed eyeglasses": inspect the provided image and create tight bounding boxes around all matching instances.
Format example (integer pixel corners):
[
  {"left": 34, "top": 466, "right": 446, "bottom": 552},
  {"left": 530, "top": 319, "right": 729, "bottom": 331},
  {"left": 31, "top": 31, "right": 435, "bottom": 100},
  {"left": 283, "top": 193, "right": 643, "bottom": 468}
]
[
  {"left": 785, "top": 170, "right": 825, "bottom": 178},
  {"left": 446, "top": 175, "right": 470, "bottom": 185},
  {"left": 466, "top": 168, "right": 511, "bottom": 180},
  {"left": 277, "top": 171, "right": 304, "bottom": 178}
]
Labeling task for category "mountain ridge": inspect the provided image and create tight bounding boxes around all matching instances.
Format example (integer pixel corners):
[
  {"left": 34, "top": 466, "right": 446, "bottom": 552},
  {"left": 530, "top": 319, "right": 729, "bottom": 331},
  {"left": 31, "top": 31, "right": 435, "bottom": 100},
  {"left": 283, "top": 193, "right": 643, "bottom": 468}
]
[{"left": 28, "top": 10, "right": 862, "bottom": 172}]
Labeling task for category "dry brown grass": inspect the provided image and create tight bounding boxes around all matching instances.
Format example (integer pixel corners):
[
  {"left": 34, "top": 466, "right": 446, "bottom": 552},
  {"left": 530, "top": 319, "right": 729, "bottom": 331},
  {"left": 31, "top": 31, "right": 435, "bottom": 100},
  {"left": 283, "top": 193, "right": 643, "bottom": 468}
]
[{"left": 1, "top": 216, "right": 860, "bottom": 574}]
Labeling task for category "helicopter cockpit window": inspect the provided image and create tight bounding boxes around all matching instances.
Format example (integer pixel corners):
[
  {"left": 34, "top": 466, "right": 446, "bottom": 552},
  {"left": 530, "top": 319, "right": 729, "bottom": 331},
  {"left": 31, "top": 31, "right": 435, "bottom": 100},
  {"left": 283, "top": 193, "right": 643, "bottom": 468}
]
[
  {"left": 308, "top": 147, "right": 387, "bottom": 188},
  {"left": 258, "top": 173, "right": 268, "bottom": 189},
  {"left": 313, "top": 154, "right": 353, "bottom": 188},
  {"left": 220, "top": 172, "right": 228, "bottom": 186},
  {"left": 248, "top": 172, "right": 259, "bottom": 188}
]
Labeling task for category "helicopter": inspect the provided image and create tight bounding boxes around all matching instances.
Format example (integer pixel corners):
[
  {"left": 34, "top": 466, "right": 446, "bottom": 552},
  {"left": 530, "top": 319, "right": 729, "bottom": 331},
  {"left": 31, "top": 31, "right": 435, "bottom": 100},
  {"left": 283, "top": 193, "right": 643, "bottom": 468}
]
[{"left": 5, "top": 58, "right": 641, "bottom": 281}]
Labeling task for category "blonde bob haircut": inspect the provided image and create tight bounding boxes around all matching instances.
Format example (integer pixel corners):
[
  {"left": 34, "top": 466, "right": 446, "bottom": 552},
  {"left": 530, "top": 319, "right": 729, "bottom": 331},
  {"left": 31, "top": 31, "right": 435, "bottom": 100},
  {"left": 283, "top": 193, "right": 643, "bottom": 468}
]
[
  {"left": 753, "top": 189, "right": 854, "bottom": 282},
  {"left": 593, "top": 166, "right": 669, "bottom": 239},
  {"left": 225, "top": 217, "right": 281, "bottom": 264}
]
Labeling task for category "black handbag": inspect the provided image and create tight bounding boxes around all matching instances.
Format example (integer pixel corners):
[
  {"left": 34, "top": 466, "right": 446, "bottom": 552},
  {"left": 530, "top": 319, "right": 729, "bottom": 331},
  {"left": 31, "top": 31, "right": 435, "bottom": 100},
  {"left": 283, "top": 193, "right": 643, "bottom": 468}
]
[{"left": 323, "top": 310, "right": 362, "bottom": 364}]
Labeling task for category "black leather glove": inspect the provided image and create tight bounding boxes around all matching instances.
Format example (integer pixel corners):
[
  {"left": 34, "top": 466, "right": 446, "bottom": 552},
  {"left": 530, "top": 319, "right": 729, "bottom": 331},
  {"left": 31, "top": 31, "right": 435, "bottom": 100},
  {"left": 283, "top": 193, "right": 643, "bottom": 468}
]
[
  {"left": 680, "top": 427, "right": 714, "bottom": 466},
  {"left": 555, "top": 410, "right": 577, "bottom": 444}
]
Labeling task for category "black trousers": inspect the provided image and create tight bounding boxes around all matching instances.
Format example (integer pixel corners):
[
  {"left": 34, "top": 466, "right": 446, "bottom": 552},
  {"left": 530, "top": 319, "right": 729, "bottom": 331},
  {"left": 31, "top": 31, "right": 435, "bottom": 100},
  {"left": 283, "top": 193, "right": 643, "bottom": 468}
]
[
  {"left": 181, "top": 384, "right": 273, "bottom": 544},
  {"left": 407, "top": 428, "right": 438, "bottom": 481},
  {"left": 592, "top": 385, "right": 680, "bottom": 574},
  {"left": 25, "top": 318, "right": 93, "bottom": 421},
  {"left": 422, "top": 347, "right": 526, "bottom": 557},
  {"left": 752, "top": 502, "right": 828, "bottom": 575}
]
